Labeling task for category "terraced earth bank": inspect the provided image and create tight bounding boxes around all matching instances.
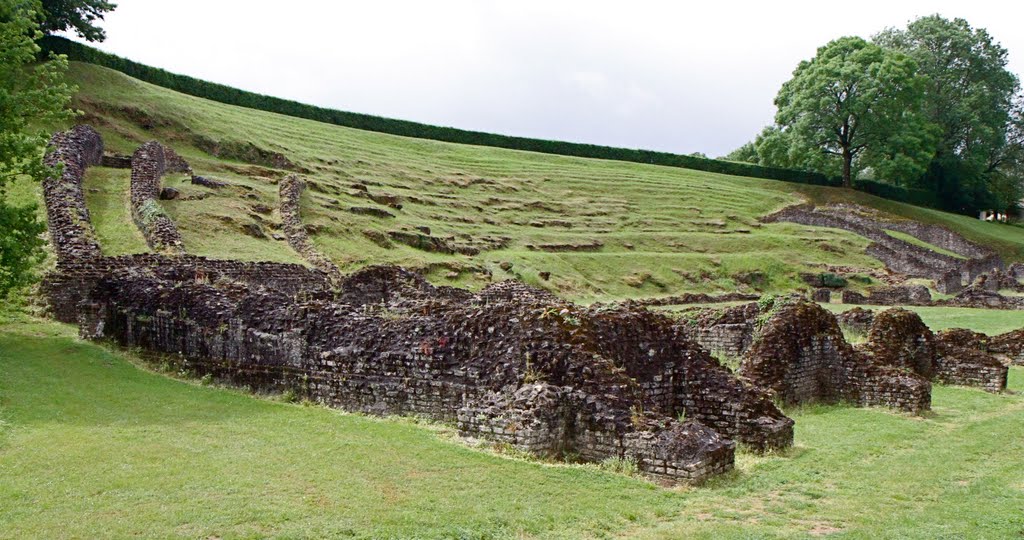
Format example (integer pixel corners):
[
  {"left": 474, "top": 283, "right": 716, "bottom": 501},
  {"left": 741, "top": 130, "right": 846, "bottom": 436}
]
[
  {"left": 54, "top": 62, "right": 1024, "bottom": 304},
  {"left": 31, "top": 85, "right": 1024, "bottom": 486}
]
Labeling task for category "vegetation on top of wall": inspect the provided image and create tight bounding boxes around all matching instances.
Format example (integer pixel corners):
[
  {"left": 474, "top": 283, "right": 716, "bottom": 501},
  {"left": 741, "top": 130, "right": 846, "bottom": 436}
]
[{"left": 39, "top": 36, "right": 841, "bottom": 187}]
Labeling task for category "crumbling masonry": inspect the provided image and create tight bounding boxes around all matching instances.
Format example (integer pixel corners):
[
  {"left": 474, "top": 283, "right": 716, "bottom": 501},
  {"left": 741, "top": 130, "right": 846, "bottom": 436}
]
[
  {"left": 130, "top": 140, "right": 188, "bottom": 253},
  {"left": 39, "top": 126, "right": 797, "bottom": 484},
  {"left": 765, "top": 204, "right": 1002, "bottom": 294}
]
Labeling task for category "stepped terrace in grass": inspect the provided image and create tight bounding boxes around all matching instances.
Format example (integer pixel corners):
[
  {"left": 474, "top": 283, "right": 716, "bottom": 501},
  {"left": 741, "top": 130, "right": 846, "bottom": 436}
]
[{"left": 38, "top": 62, "right": 1024, "bottom": 303}]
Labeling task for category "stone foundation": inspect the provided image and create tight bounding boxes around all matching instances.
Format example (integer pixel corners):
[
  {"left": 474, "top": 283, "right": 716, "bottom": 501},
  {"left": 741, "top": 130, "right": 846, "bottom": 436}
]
[
  {"left": 739, "top": 299, "right": 932, "bottom": 414},
  {"left": 38, "top": 125, "right": 800, "bottom": 485},
  {"left": 862, "top": 309, "right": 1007, "bottom": 393},
  {"left": 278, "top": 175, "right": 341, "bottom": 279},
  {"left": 76, "top": 268, "right": 797, "bottom": 483},
  {"left": 765, "top": 204, "right": 1002, "bottom": 294},
  {"left": 130, "top": 141, "right": 186, "bottom": 253}
]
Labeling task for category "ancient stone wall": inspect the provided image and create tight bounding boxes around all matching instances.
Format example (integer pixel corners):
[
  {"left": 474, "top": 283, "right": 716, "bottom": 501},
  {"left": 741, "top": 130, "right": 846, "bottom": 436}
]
[
  {"left": 764, "top": 204, "right": 1002, "bottom": 293},
  {"left": 862, "top": 308, "right": 936, "bottom": 378},
  {"left": 130, "top": 141, "right": 185, "bottom": 253},
  {"left": 76, "top": 268, "right": 795, "bottom": 484},
  {"left": 739, "top": 299, "right": 932, "bottom": 414},
  {"left": 862, "top": 309, "right": 1007, "bottom": 393},
  {"left": 939, "top": 286, "right": 1024, "bottom": 310},
  {"left": 629, "top": 292, "right": 760, "bottom": 307},
  {"left": 933, "top": 330, "right": 1008, "bottom": 393},
  {"left": 675, "top": 303, "right": 760, "bottom": 359},
  {"left": 841, "top": 285, "right": 931, "bottom": 306},
  {"left": 41, "top": 125, "right": 105, "bottom": 262},
  {"left": 278, "top": 175, "right": 341, "bottom": 279},
  {"left": 990, "top": 329, "right": 1024, "bottom": 366},
  {"left": 43, "top": 254, "right": 331, "bottom": 324},
  {"left": 836, "top": 307, "right": 874, "bottom": 335}
]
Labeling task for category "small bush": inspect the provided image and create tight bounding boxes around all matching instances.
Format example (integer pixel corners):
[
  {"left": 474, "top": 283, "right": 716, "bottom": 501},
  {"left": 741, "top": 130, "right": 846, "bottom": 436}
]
[{"left": 819, "top": 273, "right": 848, "bottom": 288}]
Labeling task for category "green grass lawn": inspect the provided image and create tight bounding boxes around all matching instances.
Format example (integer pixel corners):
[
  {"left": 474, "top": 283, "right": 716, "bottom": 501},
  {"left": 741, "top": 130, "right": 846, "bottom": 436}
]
[
  {"left": 821, "top": 303, "right": 1024, "bottom": 336},
  {"left": 2, "top": 319, "right": 1022, "bottom": 539},
  {"left": 56, "top": 62, "right": 1024, "bottom": 303}
]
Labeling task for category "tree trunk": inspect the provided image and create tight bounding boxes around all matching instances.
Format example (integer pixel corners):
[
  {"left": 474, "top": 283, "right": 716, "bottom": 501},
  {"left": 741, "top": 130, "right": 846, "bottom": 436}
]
[{"left": 842, "top": 148, "right": 852, "bottom": 188}]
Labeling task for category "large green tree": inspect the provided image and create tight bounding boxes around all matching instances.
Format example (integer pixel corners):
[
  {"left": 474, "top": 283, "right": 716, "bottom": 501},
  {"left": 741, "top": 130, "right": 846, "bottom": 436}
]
[
  {"left": 875, "top": 15, "right": 1022, "bottom": 213},
  {"left": 39, "top": 0, "right": 114, "bottom": 42},
  {"left": 0, "top": 0, "right": 76, "bottom": 298},
  {"left": 770, "top": 36, "right": 933, "bottom": 188}
]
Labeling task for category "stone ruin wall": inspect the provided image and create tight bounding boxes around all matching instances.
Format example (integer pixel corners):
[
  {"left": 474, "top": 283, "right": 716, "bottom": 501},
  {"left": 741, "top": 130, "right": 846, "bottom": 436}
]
[
  {"left": 835, "top": 307, "right": 874, "bottom": 335},
  {"left": 841, "top": 285, "right": 932, "bottom": 307},
  {"left": 676, "top": 303, "right": 760, "bottom": 360},
  {"left": 739, "top": 300, "right": 932, "bottom": 414},
  {"left": 862, "top": 309, "right": 1008, "bottom": 393},
  {"left": 40, "top": 125, "right": 800, "bottom": 484},
  {"left": 38, "top": 127, "right": 331, "bottom": 323},
  {"left": 676, "top": 300, "right": 933, "bottom": 414},
  {"left": 42, "top": 254, "right": 331, "bottom": 324},
  {"left": 41, "top": 125, "right": 105, "bottom": 262},
  {"left": 990, "top": 329, "right": 1024, "bottom": 366},
  {"left": 278, "top": 175, "right": 341, "bottom": 279},
  {"left": 130, "top": 141, "right": 187, "bottom": 253},
  {"left": 76, "top": 269, "right": 797, "bottom": 483},
  {"left": 765, "top": 205, "right": 1002, "bottom": 293}
]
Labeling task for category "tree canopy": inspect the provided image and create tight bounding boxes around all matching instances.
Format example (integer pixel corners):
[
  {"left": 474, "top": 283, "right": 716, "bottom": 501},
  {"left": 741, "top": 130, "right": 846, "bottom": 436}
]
[
  {"left": 875, "top": 15, "right": 1022, "bottom": 213},
  {"left": 729, "top": 16, "right": 1023, "bottom": 215},
  {"left": 39, "top": 0, "right": 115, "bottom": 42},
  {"left": 771, "top": 36, "right": 932, "bottom": 188},
  {"left": 0, "top": 0, "right": 76, "bottom": 298}
]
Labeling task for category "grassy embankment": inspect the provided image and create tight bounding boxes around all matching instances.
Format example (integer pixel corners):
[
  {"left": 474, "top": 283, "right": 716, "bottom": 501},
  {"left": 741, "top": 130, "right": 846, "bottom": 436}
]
[
  {"left": 41, "top": 62, "right": 1024, "bottom": 303},
  {"left": 1, "top": 317, "right": 1022, "bottom": 539}
]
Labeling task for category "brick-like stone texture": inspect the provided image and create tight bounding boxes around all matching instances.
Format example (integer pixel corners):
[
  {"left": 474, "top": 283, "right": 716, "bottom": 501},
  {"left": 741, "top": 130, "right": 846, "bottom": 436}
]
[
  {"left": 765, "top": 204, "right": 1002, "bottom": 293},
  {"left": 279, "top": 175, "right": 341, "bottom": 279},
  {"left": 990, "top": 329, "right": 1024, "bottom": 366},
  {"left": 740, "top": 299, "right": 932, "bottom": 414},
  {"left": 862, "top": 308, "right": 936, "bottom": 378},
  {"left": 836, "top": 307, "right": 874, "bottom": 336},
  {"left": 77, "top": 268, "right": 796, "bottom": 483},
  {"left": 675, "top": 303, "right": 760, "bottom": 359},
  {"left": 130, "top": 141, "right": 186, "bottom": 253},
  {"left": 863, "top": 309, "right": 1007, "bottom": 393},
  {"left": 933, "top": 330, "right": 1008, "bottom": 393},
  {"left": 42, "top": 125, "right": 104, "bottom": 262},
  {"left": 840, "top": 285, "right": 931, "bottom": 306}
]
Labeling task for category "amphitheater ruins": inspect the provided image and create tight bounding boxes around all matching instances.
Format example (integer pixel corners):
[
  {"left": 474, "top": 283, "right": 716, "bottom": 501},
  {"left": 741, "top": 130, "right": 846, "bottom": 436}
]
[{"left": 39, "top": 125, "right": 1023, "bottom": 484}]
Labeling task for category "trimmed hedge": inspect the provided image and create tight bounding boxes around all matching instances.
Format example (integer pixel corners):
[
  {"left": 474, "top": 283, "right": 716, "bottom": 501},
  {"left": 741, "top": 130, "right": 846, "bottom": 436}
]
[
  {"left": 41, "top": 36, "right": 948, "bottom": 212},
  {"left": 40, "top": 36, "right": 838, "bottom": 187}
]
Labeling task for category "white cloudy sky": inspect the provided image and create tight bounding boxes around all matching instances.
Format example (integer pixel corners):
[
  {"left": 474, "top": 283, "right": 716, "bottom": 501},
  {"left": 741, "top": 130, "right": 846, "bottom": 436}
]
[{"left": 81, "top": 1, "right": 1024, "bottom": 157}]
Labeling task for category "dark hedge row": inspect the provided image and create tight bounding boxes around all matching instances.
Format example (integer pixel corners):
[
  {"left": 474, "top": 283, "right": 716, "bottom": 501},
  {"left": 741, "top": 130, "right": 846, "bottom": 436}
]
[
  {"left": 41, "top": 37, "right": 838, "bottom": 185},
  {"left": 44, "top": 37, "right": 949, "bottom": 211}
]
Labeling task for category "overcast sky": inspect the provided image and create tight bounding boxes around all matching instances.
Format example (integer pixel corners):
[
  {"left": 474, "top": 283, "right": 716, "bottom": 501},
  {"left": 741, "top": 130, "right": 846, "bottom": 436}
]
[{"left": 81, "top": 1, "right": 1024, "bottom": 157}]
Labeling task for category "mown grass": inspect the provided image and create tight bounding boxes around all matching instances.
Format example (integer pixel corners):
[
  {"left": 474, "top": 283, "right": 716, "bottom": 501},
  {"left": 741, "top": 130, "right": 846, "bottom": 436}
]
[
  {"left": 58, "top": 62, "right": 1024, "bottom": 303},
  {"left": 884, "top": 229, "right": 967, "bottom": 260},
  {"left": 2, "top": 319, "right": 1022, "bottom": 539},
  {"left": 820, "top": 303, "right": 1024, "bottom": 336},
  {"left": 81, "top": 167, "right": 150, "bottom": 254}
]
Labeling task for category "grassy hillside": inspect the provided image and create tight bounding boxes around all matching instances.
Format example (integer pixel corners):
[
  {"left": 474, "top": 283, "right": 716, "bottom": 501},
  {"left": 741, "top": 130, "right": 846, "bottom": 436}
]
[
  {"left": 1, "top": 318, "right": 1022, "bottom": 538},
  {"left": 55, "top": 62, "right": 1024, "bottom": 303}
]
